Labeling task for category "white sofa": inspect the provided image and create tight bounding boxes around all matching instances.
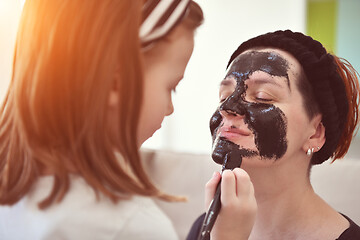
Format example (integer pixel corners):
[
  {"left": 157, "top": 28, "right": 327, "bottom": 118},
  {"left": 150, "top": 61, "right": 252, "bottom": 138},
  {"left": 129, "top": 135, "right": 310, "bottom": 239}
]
[{"left": 141, "top": 149, "right": 360, "bottom": 240}]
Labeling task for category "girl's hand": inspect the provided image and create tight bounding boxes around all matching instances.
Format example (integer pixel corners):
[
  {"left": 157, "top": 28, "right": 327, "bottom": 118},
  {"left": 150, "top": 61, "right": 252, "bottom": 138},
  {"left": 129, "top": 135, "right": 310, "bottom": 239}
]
[{"left": 205, "top": 168, "right": 257, "bottom": 240}]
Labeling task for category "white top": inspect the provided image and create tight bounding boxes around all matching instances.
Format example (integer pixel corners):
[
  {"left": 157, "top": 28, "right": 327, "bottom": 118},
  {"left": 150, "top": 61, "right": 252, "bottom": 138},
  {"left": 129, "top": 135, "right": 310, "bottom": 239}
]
[{"left": 0, "top": 176, "right": 179, "bottom": 240}]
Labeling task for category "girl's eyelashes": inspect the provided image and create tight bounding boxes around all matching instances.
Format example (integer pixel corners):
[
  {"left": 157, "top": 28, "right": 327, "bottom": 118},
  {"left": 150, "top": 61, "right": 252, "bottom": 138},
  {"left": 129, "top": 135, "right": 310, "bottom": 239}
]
[
  {"left": 171, "top": 77, "right": 183, "bottom": 94},
  {"left": 169, "top": 84, "right": 178, "bottom": 93}
]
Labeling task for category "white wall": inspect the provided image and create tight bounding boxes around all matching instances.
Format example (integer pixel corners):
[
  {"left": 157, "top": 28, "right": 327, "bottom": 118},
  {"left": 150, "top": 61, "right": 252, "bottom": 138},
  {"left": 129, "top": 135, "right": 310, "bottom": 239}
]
[
  {"left": 0, "top": 0, "right": 22, "bottom": 101},
  {"left": 143, "top": 0, "right": 307, "bottom": 153},
  {"left": 337, "top": 0, "right": 360, "bottom": 87},
  {"left": 0, "top": 0, "right": 307, "bottom": 154}
]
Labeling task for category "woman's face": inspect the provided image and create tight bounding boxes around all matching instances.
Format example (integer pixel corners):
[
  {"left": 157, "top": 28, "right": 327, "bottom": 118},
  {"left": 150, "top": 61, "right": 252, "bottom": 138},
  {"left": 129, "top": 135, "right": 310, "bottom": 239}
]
[
  {"left": 138, "top": 26, "right": 195, "bottom": 146},
  {"left": 210, "top": 48, "right": 314, "bottom": 167}
]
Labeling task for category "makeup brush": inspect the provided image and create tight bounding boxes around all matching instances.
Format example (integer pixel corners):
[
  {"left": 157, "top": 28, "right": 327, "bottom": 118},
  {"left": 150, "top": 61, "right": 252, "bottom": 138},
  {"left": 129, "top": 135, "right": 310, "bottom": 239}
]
[{"left": 197, "top": 150, "right": 242, "bottom": 240}]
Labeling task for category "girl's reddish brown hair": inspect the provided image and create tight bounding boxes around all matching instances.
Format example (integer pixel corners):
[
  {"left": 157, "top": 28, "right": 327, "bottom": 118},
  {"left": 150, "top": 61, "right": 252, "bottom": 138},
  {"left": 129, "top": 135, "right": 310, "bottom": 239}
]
[{"left": 0, "top": 0, "right": 203, "bottom": 209}]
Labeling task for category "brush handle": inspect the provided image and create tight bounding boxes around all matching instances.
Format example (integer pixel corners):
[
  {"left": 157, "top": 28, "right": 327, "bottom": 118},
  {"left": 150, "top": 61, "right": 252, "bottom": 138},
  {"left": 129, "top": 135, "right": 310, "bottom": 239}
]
[
  {"left": 197, "top": 179, "right": 222, "bottom": 240},
  {"left": 197, "top": 151, "right": 242, "bottom": 240}
]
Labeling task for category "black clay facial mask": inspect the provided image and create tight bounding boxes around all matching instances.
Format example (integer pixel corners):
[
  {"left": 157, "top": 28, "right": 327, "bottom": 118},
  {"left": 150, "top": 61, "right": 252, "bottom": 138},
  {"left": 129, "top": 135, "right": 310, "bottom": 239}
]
[{"left": 211, "top": 51, "right": 289, "bottom": 164}]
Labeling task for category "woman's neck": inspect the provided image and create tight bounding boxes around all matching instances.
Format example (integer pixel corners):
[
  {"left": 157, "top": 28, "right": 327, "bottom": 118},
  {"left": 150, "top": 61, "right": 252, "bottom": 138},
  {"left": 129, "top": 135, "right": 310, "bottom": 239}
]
[{"left": 244, "top": 159, "right": 349, "bottom": 240}]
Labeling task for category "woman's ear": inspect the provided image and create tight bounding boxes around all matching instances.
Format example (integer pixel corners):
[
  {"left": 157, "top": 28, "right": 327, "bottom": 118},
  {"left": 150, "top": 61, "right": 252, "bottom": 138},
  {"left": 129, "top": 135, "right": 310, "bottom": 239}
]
[{"left": 302, "top": 114, "right": 326, "bottom": 154}]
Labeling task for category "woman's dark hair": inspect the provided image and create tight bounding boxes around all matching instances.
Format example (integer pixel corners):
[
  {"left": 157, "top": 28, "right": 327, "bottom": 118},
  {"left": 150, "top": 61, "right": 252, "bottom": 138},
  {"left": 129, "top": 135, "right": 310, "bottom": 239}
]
[{"left": 227, "top": 30, "right": 359, "bottom": 165}]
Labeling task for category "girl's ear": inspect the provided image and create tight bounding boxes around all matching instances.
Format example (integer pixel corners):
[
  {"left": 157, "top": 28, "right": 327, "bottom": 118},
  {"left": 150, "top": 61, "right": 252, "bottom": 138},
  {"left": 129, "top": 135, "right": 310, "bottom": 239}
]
[
  {"left": 302, "top": 114, "right": 326, "bottom": 155},
  {"left": 108, "top": 71, "right": 120, "bottom": 107},
  {"left": 108, "top": 89, "right": 119, "bottom": 107}
]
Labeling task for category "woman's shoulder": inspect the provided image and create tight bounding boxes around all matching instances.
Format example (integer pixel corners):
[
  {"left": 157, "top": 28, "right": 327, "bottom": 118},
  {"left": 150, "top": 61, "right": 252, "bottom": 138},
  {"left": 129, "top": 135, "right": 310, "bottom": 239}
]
[
  {"left": 337, "top": 214, "right": 360, "bottom": 240},
  {"left": 186, "top": 212, "right": 206, "bottom": 240}
]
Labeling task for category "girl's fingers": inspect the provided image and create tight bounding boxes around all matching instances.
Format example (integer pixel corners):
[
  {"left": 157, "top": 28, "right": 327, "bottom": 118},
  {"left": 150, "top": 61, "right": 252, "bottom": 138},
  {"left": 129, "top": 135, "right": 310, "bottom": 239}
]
[
  {"left": 232, "top": 168, "right": 252, "bottom": 197},
  {"left": 204, "top": 171, "right": 221, "bottom": 209},
  {"left": 220, "top": 170, "right": 237, "bottom": 205},
  {"left": 210, "top": 168, "right": 257, "bottom": 240},
  {"left": 205, "top": 168, "right": 255, "bottom": 209}
]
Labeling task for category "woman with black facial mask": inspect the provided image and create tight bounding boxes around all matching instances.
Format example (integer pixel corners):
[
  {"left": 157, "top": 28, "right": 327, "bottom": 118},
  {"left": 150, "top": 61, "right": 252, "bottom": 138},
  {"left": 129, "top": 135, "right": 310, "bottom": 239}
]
[{"left": 187, "top": 30, "right": 360, "bottom": 240}]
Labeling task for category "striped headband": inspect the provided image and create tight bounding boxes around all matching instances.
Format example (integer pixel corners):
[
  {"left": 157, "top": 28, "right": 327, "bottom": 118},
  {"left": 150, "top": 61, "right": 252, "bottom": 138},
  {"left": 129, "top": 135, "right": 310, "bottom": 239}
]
[{"left": 140, "top": 0, "right": 191, "bottom": 47}]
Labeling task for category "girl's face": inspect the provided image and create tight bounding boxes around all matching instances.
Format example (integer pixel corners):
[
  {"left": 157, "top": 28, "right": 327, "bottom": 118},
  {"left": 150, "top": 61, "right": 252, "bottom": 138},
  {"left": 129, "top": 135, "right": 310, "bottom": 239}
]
[
  {"left": 138, "top": 26, "right": 194, "bottom": 145},
  {"left": 211, "top": 48, "right": 315, "bottom": 167}
]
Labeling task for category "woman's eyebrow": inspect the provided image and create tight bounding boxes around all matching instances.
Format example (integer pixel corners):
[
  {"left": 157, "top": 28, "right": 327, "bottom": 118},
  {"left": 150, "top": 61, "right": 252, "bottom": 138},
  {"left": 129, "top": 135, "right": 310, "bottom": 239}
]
[{"left": 247, "top": 78, "right": 290, "bottom": 91}]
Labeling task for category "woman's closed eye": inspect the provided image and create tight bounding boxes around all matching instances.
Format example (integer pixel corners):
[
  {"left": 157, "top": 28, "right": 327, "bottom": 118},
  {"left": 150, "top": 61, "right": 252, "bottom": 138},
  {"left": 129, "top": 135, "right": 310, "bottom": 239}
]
[
  {"left": 219, "top": 95, "right": 230, "bottom": 103},
  {"left": 253, "top": 92, "right": 274, "bottom": 103},
  {"left": 219, "top": 91, "right": 234, "bottom": 103}
]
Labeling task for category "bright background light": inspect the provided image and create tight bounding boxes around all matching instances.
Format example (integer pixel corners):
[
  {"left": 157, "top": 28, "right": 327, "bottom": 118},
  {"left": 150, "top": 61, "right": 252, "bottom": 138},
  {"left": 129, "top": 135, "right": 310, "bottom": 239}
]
[
  {"left": 0, "top": 0, "right": 358, "bottom": 156},
  {"left": 0, "top": 0, "right": 23, "bottom": 101}
]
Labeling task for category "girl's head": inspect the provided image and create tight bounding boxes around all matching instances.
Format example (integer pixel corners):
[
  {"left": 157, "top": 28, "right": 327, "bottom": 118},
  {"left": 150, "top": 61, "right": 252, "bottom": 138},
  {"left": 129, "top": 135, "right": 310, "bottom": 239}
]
[
  {"left": 210, "top": 30, "right": 359, "bottom": 166},
  {"left": 137, "top": 1, "right": 203, "bottom": 144},
  {"left": 0, "top": 0, "right": 203, "bottom": 208},
  {"left": 138, "top": 24, "right": 196, "bottom": 144}
]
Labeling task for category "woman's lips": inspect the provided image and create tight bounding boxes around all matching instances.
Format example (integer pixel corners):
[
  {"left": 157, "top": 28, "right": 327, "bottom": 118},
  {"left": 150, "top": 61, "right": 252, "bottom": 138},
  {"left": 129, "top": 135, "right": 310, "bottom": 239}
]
[{"left": 219, "top": 126, "right": 251, "bottom": 140}]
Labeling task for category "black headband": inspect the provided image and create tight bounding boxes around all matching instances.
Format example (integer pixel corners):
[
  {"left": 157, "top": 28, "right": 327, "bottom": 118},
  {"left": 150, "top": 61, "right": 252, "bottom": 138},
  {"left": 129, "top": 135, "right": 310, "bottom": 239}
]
[{"left": 227, "top": 30, "right": 348, "bottom": 164}]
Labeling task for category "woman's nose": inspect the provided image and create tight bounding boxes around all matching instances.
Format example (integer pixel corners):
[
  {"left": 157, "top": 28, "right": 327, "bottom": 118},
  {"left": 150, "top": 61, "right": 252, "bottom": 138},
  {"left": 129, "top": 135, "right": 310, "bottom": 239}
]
[
  {"left": 219, "top": 93, "right": 247, "bottom": 117},
  {"left": 219, "top": 108, "right": 244, "bottom": 119}
]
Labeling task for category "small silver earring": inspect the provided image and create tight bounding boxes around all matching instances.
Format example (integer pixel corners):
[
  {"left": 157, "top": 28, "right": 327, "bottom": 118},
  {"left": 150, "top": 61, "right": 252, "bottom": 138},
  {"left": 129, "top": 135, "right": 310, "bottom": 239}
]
[
  {"left": 306, "top": 148, "right": 314, "bottom": 156},
  {"left": 306, "top": 148, "right": 312, "bottom": 156}
]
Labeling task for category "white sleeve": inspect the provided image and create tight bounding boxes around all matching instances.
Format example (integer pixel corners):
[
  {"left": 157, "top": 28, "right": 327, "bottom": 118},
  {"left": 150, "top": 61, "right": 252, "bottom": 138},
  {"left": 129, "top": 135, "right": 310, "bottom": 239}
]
[{"left": 115, "top": 200, "right": 179, "bottom": 240}]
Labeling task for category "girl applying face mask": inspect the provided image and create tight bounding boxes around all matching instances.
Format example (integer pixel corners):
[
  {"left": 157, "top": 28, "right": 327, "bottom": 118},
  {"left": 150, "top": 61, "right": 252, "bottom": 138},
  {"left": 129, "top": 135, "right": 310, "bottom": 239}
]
[{"left": 0, "top": 1, "right": 203, "bottom": 239}]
